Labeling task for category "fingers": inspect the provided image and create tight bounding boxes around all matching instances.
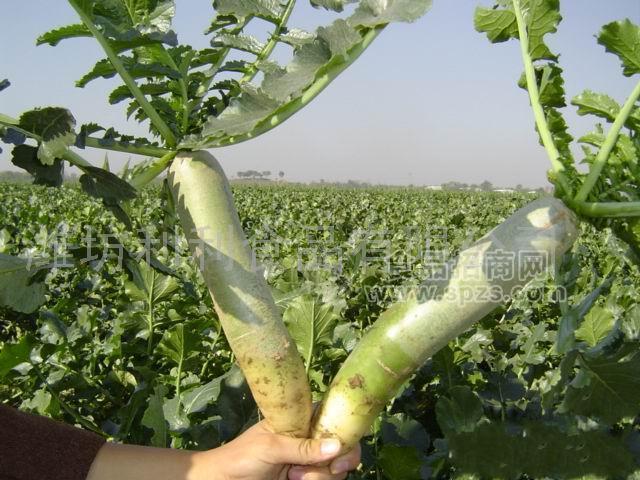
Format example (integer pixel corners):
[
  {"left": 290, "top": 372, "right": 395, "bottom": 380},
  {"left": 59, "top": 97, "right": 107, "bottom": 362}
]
[
  {"left": 328, "top": 443, "right": 361, "bottom": 475},
  {"left": 288, "top": 466, "right": 347, "bottom": 480},
  {"left": 266, "top": 436, "right": 342, "bottom": 466},
  {"left": 287, "top": 443, "right": 361, "bottom": 480}
]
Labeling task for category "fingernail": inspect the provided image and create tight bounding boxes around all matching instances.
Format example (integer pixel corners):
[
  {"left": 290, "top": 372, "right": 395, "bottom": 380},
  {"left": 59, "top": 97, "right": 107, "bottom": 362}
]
[
  {"left": 321, "top": 439, "right": 341, "bottom": 456},
  {"left": 289, "top": 466, "right": 304, "bottom": 480},
  {"left": 331, "top": 460, "right": 350, "bottom": 474}
]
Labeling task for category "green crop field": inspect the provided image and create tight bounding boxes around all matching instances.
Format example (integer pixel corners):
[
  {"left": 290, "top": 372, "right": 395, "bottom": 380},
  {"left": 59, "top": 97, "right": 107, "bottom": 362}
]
[{"left": 2, "top": 183, "right": 639, "bottom": 479}]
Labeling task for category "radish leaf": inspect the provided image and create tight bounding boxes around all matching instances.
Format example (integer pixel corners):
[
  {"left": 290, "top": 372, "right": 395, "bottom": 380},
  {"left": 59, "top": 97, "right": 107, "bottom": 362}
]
[{"left": 598, "top": 19, "right": 640, "bottom": 77}]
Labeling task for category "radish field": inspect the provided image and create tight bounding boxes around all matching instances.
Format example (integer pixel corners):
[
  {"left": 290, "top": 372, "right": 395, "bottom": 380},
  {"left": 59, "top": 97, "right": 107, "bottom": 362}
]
[{"left": 1, "top": 183, "right": 639, "bottom": 479}]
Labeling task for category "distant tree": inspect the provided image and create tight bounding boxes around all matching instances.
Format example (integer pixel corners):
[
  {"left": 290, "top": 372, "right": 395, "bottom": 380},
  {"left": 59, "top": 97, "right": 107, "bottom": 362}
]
[
  {"left": 262, "top": 170, "right": 271, "bottom": 178},
  {"left": 237, "top": 170, "right": 260, "bottom": 179},
  {"left": 278, "top": 171, "right": 284, "bottom": 179},
  {"left": 442, "top": 181, "right": 468, "bottom": 191},
  {"left": 515, "top": 183, "right": 525, "bottom": 192},
  {"left": 480, "top": 180, "right": 493, "bottom": 191}
]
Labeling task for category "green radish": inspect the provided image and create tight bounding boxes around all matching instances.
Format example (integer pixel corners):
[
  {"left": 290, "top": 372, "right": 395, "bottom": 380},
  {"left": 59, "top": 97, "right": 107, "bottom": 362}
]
[
  {"left": 168, "top": 150, "right": 312, "bottom": 436},
  {"left": 311, "top": 197, "right": 579, "bottom": 449}
]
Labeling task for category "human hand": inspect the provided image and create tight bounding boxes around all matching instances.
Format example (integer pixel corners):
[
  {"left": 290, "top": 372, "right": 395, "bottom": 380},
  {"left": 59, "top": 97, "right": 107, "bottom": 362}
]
[
  {"left": 87, "top": 419, "right": 360, "bottom": 480},
  {"left": 193, "top": 420, "right": 361, "bottom": 480}
]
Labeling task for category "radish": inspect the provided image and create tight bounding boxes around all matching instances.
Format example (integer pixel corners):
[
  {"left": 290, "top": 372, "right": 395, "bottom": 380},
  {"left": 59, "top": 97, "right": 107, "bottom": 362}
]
[
  {"left": 311, "top": 197, "right": 579, "bottom": 448},
  {"left": 168, "top": 150, "right": 312, "bottom": 436}
]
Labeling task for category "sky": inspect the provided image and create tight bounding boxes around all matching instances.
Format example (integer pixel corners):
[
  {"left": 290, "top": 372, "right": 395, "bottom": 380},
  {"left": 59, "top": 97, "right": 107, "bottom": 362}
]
[{"left": 1, "top": 1, "right": 639, "bottom": 187}]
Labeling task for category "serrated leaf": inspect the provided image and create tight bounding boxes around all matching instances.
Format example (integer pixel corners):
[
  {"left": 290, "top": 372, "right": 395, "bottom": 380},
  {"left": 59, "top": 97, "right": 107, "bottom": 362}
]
[
  {"left": 11, "top": 145, "right": 64, "bottom": 187},
  {"left": 0, "top": 335, "right": 35, "bottom": 378},
  {"left": 431, "top": 346, "right": 464, "bottom": 390},
  {"left": 546, "top": 108, "right": 573, "bottom": 161},
  {"left": 578, "top": 129, "right": 605, "bottom": 149},
  {"left": 182, "top": 373, "right": 226, "bottom": 414},
  {"left": 212, "top": 32, "right": 265, "bottom": 55},
  {"left": 262, "top": 40, "right": 331, "bottom": 102},
  {"left": 124, "top": 259, "right": 178, "bottom": 304},
  {"left": 206, "top": 14, "right": 240, "bottom": 35},
  {"left": 283, "top": 294, "right": 340, "bottom": 370},
  {"left": 133, "top": 0, "right": 176, "bottom": 35},
  {"left": 460, "top": 329, "right": 492, "bottom": 363},
  {"left": 628, "top": 107, "right": 640, "bottom": 131},
  {"left": 134, "top": 43, "right": 188, "bottom": 71},
  {"left": 219, "top": 59, "right": 249, "bottom": 73},
  {"left": 562, "top": 350, "right": 640, "bottom": 424},
  {"left": 598, "top": 19, "right": 640, "bottom": 77},
  {"left": 199, "top": 85, "right": 281, "bottom": 138},
  {"left": 519, "top": 323, "right": 547, "bottom": 364},
  {"left": 572, "top": 90, "right": 621, "bottom": 122},
  {"left": 436, "top": 386, "right": 484, "bottom": 435},
  {"left": 18, "top": 107, "right": 76, "bottom": 165},
  {"left": 157, "top": 323, "right": 200, "bottom": 366},
  {"left": 213, "top": 0, "right": 283, "bottom": 20},
  {"left": 76, "top": 124, "right": 157, "bottom": 150},
  {"left": 474, "top": 6, "right": 518, "bottom": 44},
  {"left": 556, "top": 276, "right": 613, "bottom": 354},
  {"left": 348, "top": 0, "right": 432, "bottom": 27},
  {"left": 575, "top": 305, "right": 616, "bottom": 347},
  {"left": 518, "top": 0, "right": 561, "bottom": 60},
  {"left": 311, "top": 0, "right": 355, "bottom": 13},
  {"left": 279, "top": 28, "right": 316, "bottom": 48},
  {"left": 72, "top": 0, "right": 177, "bottom": 49},
  {"left": 482, "top": 371, "right": 527, "bottom": 405},
  {"left": 77, "top": 57, "right": 180, "bottom": 88},
  {"left": 0, "top": 254, "right": 47, "bottom": 314},
  {"left": 474, "top": 0, "right": 561, "bottom": 61},
  {"left": 317, "top": 19, "right": 361, "bottom": 57},
  {"left": 613, "top": 134, "right": 637, "bottom": 165},
  {"left": 142, "top": 384, "right": 168, "bottom": 447},
  {"left": 36, "top": 24, "right": 91, "bottom": 46},
  {"left": 77, "top": 59, "right": 119, "bottom": 86},
  {"left": 79, "top": 166, "right": 137, "bottom": 202},
  {"left": 518, "top": 64, "right": 565, "bottom": 108},
  {"left": 109, "top": 82, "right": 171, "bottom": 104}
]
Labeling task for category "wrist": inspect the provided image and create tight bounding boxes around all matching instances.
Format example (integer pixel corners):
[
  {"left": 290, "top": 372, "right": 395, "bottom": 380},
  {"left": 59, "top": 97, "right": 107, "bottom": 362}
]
[{"left": 189, "top": 449, "right": 227, "bottom": 480}]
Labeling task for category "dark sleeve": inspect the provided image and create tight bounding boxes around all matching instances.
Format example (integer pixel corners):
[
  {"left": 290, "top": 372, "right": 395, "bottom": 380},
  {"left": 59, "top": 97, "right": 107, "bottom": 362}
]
[{"left": 0, "top": 404, "right": 106, "bottom": 480}]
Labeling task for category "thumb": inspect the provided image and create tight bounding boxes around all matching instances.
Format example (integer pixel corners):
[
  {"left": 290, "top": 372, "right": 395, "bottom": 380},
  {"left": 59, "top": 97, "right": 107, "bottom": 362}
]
[{"left": 268, "top": 436, "right": 342, "bottom": 465}]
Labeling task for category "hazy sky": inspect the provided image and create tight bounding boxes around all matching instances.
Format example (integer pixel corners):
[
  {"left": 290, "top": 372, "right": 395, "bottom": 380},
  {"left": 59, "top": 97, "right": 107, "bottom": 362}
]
[{"left": 1, "top": 1, "right": 639, "bottom": 187}]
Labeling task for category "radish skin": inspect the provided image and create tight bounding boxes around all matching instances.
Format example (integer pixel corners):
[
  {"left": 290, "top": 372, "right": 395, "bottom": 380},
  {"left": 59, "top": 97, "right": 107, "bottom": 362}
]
[
  {"left": 311, "top": 197, "right": 579, "bottom": 449},
  {"left": 168, "top": 151, "right": 312, "bottom": 436}
]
